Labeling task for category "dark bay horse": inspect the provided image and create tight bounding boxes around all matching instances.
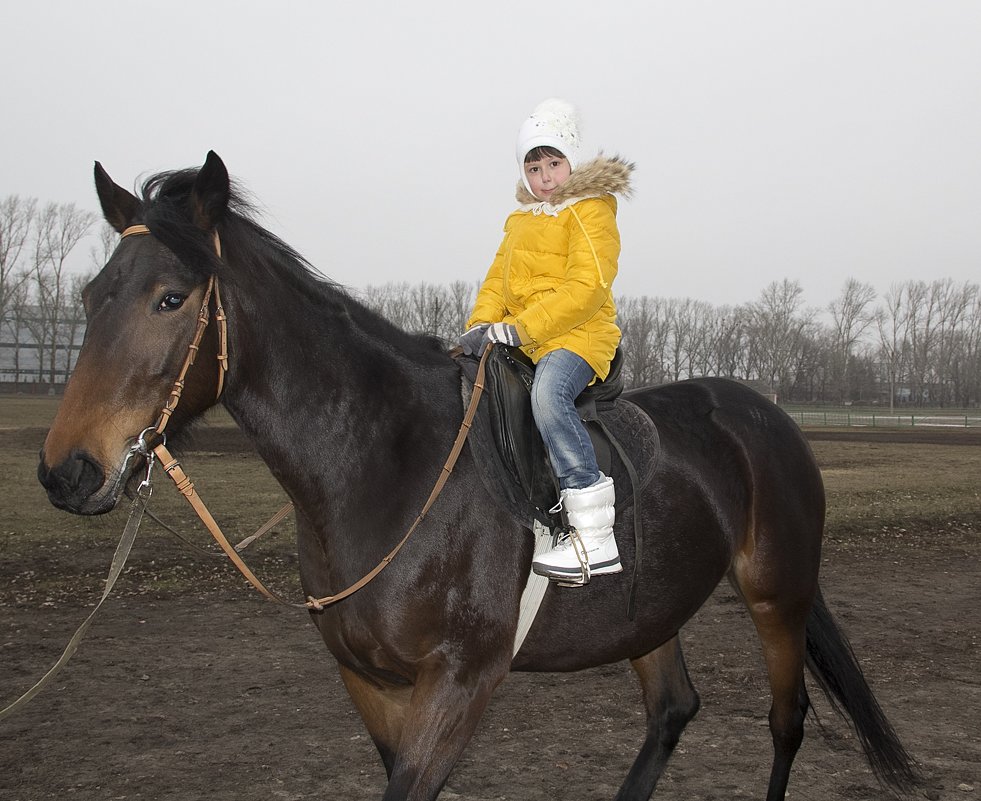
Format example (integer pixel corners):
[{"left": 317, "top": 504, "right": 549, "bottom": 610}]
[{"left": 38, "top": 152, "right": 917, "bottom": 801}]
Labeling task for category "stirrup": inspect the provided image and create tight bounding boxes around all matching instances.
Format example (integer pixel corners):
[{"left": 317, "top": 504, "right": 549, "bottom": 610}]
[{"left": 550, "top": 527, "right": 591, "bottom": 587}]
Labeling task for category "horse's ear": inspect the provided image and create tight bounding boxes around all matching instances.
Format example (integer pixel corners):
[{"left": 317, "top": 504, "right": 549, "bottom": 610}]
[
  {"left": 94, "top": 161, "right": 143, "bottom": 233},
  {"left": 191, "top": 151, "right": 230, "bottom": 231}
]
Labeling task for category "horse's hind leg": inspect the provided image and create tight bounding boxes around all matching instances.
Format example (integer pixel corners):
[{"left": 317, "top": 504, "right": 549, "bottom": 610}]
[
  {"left": 756, "top": 614, "right": 810, "bottom": 801},
  {"left": 731, "top": 571, "right": 813, "bottom": 801},
  {"left": 614, "top": 635, "right": 700, "bottom": 801}
]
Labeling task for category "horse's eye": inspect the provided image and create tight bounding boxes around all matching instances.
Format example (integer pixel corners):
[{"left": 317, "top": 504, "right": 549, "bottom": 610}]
[{"left": 158, "top": 292, "right": 187, "bottom": 311}]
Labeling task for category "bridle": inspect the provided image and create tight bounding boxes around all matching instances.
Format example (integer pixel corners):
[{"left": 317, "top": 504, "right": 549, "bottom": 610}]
[
  {"left": 0, "top": 223, "right": 489, "bottom": 719},
  {"left": 120, "top": 223, "right": 228, "bottom": 434},
  {"left": 118, "top": 223, "right": 488, "bottom": 611}
]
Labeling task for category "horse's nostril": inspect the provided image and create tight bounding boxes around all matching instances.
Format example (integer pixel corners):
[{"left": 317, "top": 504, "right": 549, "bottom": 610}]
[{"left": 37, "top": 450, "right": 106, "bottom": 512}]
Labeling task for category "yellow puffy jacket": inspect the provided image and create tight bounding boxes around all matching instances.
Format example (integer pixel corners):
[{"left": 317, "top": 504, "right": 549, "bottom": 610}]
[{"left": 467, "top": 156, "right": 634, "bottom": 380}]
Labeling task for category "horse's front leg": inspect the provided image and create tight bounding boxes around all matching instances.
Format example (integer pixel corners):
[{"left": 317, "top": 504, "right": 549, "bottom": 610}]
[
  {"left": 393, "top": 659, "right": 510, "bottom": 801},
  {"left": 343, "top": 657, "right": 509, "bottom": 801},
  {"left": 339, "top": 664, "right": 412, "bottom": 778}
]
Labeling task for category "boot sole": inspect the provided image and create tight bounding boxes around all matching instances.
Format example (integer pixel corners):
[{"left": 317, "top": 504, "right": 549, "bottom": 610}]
[{"left": 531, "top": 558, "right": 623, "bottom": 579}]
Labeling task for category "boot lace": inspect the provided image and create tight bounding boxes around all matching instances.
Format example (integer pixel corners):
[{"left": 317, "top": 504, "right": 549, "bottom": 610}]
[{"left": 551, "top": 526, "right": 591, "bottom": 586}]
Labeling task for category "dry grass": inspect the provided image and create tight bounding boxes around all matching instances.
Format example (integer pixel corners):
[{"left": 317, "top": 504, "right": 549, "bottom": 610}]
[
  {"left": 812, "top": 439, "right": 981, "bottom": 541},
  {"left": 0, "top": 396, "right": 62, "bottom": 429},
  {"left": 1, "top": 398, "right": 978, "bottom": 604},
  {"left": 0, "top": 395, "right": 237, "bottom": 429}
]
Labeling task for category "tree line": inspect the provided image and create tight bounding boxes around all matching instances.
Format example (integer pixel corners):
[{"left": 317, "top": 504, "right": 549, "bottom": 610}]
[
  {"left": 2, "top": 194, "right": 978, "bottom": 407},
  {"left": 360, "top": 276, "right": 980, "bottom": 408},
  {"left": 0, "top": 195, "right": 109, "bottom": 384}
]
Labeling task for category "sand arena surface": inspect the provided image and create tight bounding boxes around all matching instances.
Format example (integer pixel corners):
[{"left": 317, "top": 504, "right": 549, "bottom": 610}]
[{"left": 1, "top": 424, "right": 978, "bottom": 800}]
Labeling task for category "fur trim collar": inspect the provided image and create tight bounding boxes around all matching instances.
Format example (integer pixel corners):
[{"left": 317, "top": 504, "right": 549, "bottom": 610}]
[{"left": 515, "top": 155, "right": 634, "bottom": 215}]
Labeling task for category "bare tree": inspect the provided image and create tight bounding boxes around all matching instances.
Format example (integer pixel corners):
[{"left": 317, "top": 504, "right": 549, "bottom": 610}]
[
  {"left": 0, "top": 195, "right": 36, "bottom": 325},
  {"left": 744, "top": 279, "right": 816, "bottom": 398},
  {"left": 90, "top": 221, "right": 119, "bottom": 271},
  {"left": 903, "top": 280, "right": 940, "bottom": 406},
  {"left": 31, "top": 202, "right": 97, "bottom": 384},
  {"left": 446, "top": 280, "right": 477, "bottom": 340},
  {"left": 827, "top": 278, "right": 876, "bottom": 403},
  {"left": 875, "top": 284, "right": 913, "bottom": 411},
  {"left": 928, "top": 279, "right": 974, "bottom": 406},
  {"left": 953, "top": 288, "right": 981, "bottom": 407},
  {"left": 704, "top": 305, "right": 748, "bottom": 379},
  {"left": 63, "top": 271, "right": 92, "bottom": 374},
  {"left": 617, "top": 295, "right": 670, "bottom": 388},
  {"left": 343, "top": 277, "right": 981, "bottom": 407},
  {"left": 849, "top": 344, "right": 883, "bottom": 404},
  {"left": 663, "top": 299, "right": 689, "bottom": 382},
  {"left": 902, "top": 280, "right": 966, "bottom": 406},
  {"left": 360, "top": 282, "right": 412, "bottom": 332},
  {"left": 2, "top": 278, "right": 32, "bottom": 384},
  {"left": 674, "top": 298, "right": 715, "bottom": 379},
  {"left": 409, "top": 282, "right": 451, "bottom": 340},
  {"left": 796, "top": 328, "right": 833, "bottom": 402}
]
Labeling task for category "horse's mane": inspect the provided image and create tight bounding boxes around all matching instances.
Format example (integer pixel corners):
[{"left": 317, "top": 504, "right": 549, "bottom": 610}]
[{"left": 139, "top": 168, "right": 447, "bottom": 361}]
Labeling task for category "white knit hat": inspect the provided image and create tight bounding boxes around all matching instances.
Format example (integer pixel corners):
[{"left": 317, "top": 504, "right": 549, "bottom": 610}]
[{"left": 515, "top": 98, "right": 582, "bottom": 194}]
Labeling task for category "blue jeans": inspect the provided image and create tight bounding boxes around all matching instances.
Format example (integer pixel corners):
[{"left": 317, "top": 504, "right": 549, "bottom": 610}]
[{"left": 530, "top": 349, "right": 600, "bottom": 491}]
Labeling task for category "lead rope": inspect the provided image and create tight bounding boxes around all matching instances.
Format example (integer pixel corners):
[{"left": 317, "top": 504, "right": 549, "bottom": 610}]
[
  {"left": 0, "top": 454, "right": 156, "bottom": 720},
  {"left": 4, "top": 228, "right": 273, "bottom": 718},
  {"left": 0, "top": 347, "right": 491, "bottom": 719}
]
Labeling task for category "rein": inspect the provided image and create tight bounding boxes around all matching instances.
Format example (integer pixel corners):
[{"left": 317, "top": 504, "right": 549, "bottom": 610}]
[
  {"left": 120, "top": 224, "right": 490, "bottom": 611},
  {"left": 2, "top": 225, "right": 489, "bottom": 719}
]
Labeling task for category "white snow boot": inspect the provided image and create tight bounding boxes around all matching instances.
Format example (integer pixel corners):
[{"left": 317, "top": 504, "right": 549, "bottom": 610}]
[{"left": 532, "top": 474, "right": 621, "bottom": 584}]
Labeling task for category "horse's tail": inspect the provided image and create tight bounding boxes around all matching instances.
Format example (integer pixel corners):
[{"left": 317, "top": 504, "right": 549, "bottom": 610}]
[{"left": 805, "top": 587, "right": 920, "bottom": 794}]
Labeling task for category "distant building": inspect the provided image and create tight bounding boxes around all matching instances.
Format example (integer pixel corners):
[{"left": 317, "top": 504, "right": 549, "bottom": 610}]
[{"left": 0, "top": 308, "right": 85, "bottom": 388}]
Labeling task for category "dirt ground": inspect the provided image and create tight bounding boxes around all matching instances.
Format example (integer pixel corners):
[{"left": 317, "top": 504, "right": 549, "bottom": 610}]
[{"left": 1, "top": 425, "right": 979, "bottom": 801}]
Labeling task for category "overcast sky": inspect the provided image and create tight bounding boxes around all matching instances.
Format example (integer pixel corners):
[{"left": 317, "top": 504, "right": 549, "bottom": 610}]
[{"left": 3, "top": 1, "right": 980, "bottom": 313}]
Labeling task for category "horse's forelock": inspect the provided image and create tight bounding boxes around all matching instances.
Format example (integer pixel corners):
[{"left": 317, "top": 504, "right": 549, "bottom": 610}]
[
  {"left": 135, "top": 168, "right": 246, "bottom": 281},
  {"left": 140, "top": 168, "right": 259, "bottom": 226}
]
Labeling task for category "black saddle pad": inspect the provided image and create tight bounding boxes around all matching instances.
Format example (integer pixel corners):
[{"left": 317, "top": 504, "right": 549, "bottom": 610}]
[{"left": 457, "top": 346, "right": 660, "bottom": 528}]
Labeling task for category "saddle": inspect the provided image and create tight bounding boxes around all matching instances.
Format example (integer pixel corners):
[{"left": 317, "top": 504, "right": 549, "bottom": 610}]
[
  {"left": 456, "top": 346, "right": 660, "bottom": 530},
  {"left": 457, "top": 346, "right": 660, "bottom": 618}
]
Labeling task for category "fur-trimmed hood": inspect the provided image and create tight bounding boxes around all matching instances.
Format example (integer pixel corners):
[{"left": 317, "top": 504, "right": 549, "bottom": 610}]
[
  {"left": 515, "top": 154, "right": 634, "bottom": 215},
  {"left": 467, "top": 154, "right": 630, "bottom": 379}
]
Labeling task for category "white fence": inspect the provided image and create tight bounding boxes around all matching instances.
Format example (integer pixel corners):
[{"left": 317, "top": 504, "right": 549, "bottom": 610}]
[{"left": 785, "top": 410, "right": 981, "bottom": 428}]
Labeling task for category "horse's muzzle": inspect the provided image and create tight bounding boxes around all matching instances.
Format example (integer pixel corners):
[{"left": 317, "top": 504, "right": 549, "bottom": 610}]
[{"left": 37, "top": 449, "right": 111, "bottom": 515}]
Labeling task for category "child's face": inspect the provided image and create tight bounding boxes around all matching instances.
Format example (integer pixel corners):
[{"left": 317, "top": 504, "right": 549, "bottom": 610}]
[{"left": 524, "top": 154, "right": 572, "bottom": 201}]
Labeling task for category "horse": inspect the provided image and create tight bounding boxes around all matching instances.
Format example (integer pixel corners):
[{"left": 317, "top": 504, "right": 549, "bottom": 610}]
[{"left": 37, "top": 151, "right": 918, "bottom": 801}]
